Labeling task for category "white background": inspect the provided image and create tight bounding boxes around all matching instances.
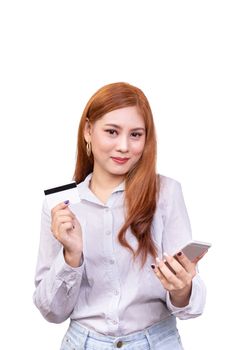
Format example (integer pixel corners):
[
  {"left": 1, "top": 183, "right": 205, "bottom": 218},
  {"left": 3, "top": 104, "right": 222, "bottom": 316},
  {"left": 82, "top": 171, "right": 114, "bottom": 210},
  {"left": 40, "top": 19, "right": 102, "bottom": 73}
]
[{"left": 0, "top": 1, "right": 232, "bottom": 348}]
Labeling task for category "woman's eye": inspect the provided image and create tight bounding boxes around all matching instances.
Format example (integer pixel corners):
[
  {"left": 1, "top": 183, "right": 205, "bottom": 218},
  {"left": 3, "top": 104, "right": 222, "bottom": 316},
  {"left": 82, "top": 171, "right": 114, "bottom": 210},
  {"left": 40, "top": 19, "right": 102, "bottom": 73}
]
[
  {"left": 131, "top": 132, "right": 142, "bottom": 138},
  {"left": 105, "top": 129, "right": 118, "bottom": 135}
]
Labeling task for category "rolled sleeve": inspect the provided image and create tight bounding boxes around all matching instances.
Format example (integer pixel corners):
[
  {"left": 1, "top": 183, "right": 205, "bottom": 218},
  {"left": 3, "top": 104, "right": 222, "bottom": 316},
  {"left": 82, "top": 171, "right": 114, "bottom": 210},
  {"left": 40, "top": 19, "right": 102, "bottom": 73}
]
[
  {"left": 54, "top": 249, "right": 84, "bottom": 290},
  {"left": 166, "top": 274, "right": 206, "bottom": 319}
]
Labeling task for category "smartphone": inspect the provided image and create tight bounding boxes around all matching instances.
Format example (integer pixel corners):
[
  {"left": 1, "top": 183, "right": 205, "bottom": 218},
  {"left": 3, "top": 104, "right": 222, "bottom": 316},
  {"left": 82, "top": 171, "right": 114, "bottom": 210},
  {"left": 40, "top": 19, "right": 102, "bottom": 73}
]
[
  {"left": 44, "top": 181, "right": 81, "bottom": 210},
  {"left": 174, "top": 240, "right": 211, "bottom": 262}
]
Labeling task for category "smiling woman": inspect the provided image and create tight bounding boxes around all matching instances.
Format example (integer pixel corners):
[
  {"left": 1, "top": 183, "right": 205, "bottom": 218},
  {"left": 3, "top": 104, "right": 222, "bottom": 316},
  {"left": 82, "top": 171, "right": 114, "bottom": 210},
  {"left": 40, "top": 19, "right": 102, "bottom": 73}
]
[
  {"left": 84, "top": 107, "right": 146, "bottom": 190},
  {"left": 34, "top": 82, "right": 207, "bottom": 350},
  {"left": 82, "top": 106, "right": 146, "bottom": 211},
  {"left": 75, "top": 83, "right": 158, "bottom": 263}
]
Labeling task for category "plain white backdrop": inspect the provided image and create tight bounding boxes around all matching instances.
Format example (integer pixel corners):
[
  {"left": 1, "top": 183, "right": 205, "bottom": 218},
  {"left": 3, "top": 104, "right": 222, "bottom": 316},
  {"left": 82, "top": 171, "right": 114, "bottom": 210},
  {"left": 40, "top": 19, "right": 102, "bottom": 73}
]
[{"left": 0, "top": 1, "right": 232, "bottom": 348}]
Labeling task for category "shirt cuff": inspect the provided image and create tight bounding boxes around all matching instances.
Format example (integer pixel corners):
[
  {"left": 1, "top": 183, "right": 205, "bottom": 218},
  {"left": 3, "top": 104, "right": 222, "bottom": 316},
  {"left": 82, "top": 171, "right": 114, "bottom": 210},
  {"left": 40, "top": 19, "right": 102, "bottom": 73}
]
[
  {"left": 166, "top": 274, "right": 206, "bottom": 319},
  {"left": 53, "top": 249, "right": 84, "bottom": 288}
]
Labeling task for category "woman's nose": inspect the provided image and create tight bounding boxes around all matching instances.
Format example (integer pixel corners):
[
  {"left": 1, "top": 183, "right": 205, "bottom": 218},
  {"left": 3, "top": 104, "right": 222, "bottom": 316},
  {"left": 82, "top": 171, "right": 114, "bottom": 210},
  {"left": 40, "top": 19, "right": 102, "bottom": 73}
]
[{"left": 116, "top": 135, "right": 129, "bottom": 153}]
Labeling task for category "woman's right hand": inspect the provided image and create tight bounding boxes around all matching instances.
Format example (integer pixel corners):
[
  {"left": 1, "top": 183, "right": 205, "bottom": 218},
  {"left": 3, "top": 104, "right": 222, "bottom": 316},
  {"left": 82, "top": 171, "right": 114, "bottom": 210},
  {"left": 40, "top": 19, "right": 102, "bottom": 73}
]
[{"left": 51, "top": 201, "right": 83, "bottom": 267}]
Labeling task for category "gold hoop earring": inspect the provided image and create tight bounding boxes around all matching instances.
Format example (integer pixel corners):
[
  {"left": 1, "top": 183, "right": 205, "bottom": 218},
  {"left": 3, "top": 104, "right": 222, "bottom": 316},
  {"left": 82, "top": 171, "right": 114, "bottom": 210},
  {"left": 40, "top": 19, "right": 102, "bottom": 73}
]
[{"left": 86, "top": 142, "right": 92, "bottom": 157}]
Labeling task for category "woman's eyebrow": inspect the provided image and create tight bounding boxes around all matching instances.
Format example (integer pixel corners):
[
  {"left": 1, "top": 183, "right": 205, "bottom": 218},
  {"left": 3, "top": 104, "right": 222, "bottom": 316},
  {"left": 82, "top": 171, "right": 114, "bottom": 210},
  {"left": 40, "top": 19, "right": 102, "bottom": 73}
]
[
  {"left": 104, "top": 123, "right": 145, "bottom": 131},
  {"left": 104, "top": 123, "right": 121, "bottom": 129}
]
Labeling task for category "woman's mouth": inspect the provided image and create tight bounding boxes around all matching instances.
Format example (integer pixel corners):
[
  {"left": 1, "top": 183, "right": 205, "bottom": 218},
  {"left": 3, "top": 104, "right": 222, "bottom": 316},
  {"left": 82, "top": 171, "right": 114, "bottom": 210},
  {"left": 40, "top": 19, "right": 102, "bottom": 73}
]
[{"left": 111, "top": 157, "right": 129, "bottom": 164}]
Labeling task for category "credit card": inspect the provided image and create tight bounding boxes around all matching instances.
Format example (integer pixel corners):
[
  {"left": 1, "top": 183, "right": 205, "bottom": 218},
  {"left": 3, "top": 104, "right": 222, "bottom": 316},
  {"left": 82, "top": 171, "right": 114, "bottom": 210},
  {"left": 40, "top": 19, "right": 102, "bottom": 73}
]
[{"left": 44, "top": 182, "right": 80, "bottom": 210}]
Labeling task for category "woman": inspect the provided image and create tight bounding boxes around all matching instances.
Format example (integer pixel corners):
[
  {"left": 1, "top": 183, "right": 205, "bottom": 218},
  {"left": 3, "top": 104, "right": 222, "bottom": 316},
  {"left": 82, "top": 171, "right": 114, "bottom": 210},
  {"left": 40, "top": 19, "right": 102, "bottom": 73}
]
[{"left": 34, "top": 82, "right": 206, "bottom": 349}]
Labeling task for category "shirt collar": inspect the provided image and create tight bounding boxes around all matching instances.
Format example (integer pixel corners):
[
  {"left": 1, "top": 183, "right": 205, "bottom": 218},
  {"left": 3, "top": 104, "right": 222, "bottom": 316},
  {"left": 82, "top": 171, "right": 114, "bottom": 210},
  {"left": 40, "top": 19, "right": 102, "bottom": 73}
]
[{"left": 77, "top": 172, "right": 125, "bottom": 204}]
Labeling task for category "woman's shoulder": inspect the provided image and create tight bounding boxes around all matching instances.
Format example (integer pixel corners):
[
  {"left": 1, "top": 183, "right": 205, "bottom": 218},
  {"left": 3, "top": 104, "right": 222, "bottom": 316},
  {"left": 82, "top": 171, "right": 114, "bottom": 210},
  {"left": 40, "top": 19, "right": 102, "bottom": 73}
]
[
  {"left": 158, "top": 174, "right": 182, "bottom": 207},
  {"left": 158, "top": 174, "right": 181, "bottom": 190}
]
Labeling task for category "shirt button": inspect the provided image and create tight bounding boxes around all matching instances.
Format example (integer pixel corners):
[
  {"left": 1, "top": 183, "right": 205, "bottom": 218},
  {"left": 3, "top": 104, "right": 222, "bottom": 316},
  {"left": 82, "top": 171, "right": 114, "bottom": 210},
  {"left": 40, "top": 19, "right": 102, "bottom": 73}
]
[
  {"left": 116, "top": 340, "right": 123, "bottom": 348},
  {"left": 106, "top": 231, "right": 111, "bottom": 236},
  {"left": 109, "top": 259, "right": 115, "bottom": 264},
  {"left": 114, "top": 290, "right": 119, "bottom": 295},
  {"left": 112, "top": 320, "right": 118, "bottom": 325}
]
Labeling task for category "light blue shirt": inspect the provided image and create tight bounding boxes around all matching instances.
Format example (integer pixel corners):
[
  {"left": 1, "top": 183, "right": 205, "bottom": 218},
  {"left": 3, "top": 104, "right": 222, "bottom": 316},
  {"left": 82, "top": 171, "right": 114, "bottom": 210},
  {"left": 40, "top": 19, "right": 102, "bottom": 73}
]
[{"left": 34, "top": 174, "right": 206, "bottom": 336}]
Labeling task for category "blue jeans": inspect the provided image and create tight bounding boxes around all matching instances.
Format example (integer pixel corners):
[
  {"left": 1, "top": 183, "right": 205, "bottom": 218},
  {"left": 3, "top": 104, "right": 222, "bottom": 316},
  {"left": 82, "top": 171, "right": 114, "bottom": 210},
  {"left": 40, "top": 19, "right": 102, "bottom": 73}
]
[{"left": 60, "top": 316, "right": 184, "bottom": 349}]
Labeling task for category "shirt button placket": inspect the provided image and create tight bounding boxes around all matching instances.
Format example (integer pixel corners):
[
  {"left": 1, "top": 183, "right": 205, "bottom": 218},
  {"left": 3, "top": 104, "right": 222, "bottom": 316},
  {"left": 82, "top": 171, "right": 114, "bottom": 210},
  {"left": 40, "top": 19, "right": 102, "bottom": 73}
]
[
  {"left": 116, "top": 340, "right": 123, "bottom": 348},
  {"left": 104, "top": 206, "right": 120, "bottom": 333},
  {"left": 104, "top": 207, "right": 112, "bottom": 239}
]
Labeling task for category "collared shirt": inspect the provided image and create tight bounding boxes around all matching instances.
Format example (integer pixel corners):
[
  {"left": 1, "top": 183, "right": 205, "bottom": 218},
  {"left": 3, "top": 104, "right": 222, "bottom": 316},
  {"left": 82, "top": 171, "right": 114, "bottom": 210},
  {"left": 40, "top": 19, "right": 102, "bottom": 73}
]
[{"left": 33, "top": 174, "right": 206, "bottom": 336}]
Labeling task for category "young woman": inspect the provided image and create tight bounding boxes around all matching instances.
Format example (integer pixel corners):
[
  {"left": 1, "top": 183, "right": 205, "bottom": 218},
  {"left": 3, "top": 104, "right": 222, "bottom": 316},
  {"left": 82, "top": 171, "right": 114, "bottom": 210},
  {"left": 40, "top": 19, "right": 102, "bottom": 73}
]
[{"left": 34, "top": 82, "right": 206, "bottom": 349}]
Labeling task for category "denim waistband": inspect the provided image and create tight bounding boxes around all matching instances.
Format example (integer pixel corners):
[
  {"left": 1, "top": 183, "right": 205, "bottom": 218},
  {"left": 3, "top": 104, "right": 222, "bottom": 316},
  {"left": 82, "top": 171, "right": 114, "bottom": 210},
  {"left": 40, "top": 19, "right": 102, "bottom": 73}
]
[{"left": 68, "top": 316, "right": 177, "bottom": 343}]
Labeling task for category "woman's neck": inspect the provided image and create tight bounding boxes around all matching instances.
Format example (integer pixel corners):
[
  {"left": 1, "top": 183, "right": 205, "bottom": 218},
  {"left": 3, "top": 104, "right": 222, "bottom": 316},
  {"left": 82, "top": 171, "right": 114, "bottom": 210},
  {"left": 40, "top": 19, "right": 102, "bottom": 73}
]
[{"left": 89, "top": 170, "right": 124, "bottom": 204}]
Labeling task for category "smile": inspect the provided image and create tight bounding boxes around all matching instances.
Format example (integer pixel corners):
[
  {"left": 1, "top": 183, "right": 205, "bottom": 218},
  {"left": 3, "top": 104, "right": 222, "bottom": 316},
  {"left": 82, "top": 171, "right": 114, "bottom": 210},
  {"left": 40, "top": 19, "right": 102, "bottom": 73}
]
[{"left": 111, "top": 157, "right": 130, "bottom": 164}]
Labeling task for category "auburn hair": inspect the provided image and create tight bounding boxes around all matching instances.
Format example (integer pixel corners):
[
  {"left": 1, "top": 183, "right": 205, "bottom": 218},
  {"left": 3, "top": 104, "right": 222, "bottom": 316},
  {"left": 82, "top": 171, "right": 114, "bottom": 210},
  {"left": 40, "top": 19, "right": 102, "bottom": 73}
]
[{"left": 73, "top": 82, "right": 159, "bottom": 265}]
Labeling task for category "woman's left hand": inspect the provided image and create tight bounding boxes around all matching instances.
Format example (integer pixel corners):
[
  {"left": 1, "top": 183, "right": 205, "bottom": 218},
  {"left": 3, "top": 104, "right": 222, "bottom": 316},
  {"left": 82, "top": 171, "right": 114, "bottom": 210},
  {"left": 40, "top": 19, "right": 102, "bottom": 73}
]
[{"left": 152, "top": 252, "right": 201, "bottom": 307}]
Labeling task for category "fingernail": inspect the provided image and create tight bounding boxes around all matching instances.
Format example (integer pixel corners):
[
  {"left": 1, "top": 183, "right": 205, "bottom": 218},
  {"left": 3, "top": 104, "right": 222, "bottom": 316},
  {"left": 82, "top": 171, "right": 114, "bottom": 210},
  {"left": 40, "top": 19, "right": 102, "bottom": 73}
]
[
  {"left": 177, "top": 251, "right": 182, "bottom": 257},
  {"left": 151, "top": 264, "right": 155, "bottom": 269},
  {"left": 64, "top": 200, "right": 69, "bottom": 204},
  {"left": 156, "top": 257, "right": 160, "bottom": 266},
  {"left": 163, "top": 252, "right": 169, "bottom": 260}
]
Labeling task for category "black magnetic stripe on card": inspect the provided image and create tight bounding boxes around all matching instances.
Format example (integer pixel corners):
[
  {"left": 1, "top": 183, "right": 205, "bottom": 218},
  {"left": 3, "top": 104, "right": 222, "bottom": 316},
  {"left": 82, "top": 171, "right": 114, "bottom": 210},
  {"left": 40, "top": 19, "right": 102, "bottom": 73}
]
[{"left": 44, "top": 182, "right": 77, "bottom": 195}]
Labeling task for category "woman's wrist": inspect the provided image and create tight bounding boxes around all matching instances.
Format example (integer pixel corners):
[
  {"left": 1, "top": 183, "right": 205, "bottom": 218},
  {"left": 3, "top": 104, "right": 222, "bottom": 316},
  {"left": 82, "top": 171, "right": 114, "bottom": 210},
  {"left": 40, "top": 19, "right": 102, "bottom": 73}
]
[
  {"left": 169, "top": 283, "right": 192, "bottom": 307},
  {"left": 63, "top": 249, "right": 83, "bottom": 268}
]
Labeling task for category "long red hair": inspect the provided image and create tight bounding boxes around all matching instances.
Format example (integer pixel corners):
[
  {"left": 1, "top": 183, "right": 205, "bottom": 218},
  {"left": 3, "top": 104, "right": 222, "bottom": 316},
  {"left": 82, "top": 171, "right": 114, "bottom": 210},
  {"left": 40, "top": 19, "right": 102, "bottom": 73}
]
[{"left": 73, "top": 82, "right": 159, "bottom": 264}]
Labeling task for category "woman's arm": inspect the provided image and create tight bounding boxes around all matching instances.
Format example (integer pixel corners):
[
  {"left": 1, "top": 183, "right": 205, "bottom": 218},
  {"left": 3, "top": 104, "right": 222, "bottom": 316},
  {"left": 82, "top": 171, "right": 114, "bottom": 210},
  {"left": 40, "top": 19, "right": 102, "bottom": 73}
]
[
  {"left": 154, "top": 178, "right": 206, "bottom": 319},
  {"left": 33, "top": 200, "right": 84, "bottom": 323}
]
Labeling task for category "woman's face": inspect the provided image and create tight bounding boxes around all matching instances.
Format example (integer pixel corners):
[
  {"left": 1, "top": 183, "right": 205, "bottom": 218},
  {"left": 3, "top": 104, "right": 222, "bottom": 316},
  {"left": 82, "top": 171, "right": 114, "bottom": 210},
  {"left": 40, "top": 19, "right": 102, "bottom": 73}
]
[{"left": 85, "top": 106, "right": 146, "bottom": 179}]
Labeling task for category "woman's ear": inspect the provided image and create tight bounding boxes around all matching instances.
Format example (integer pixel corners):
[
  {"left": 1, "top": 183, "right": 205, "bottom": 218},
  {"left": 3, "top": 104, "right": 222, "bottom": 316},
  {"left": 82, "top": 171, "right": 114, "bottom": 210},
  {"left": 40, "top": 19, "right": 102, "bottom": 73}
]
[{"left": 84, "top": 119, "right": 92, "bottom": 143}]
